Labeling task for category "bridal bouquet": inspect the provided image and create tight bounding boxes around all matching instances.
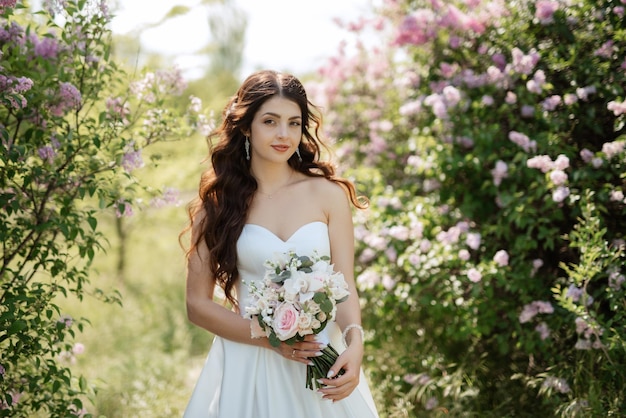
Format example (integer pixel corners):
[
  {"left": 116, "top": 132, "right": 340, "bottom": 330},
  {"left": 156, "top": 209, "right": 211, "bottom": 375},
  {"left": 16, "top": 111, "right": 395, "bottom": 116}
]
[{"left": 244, "top": 249, "right": 350, "bottom": 390}]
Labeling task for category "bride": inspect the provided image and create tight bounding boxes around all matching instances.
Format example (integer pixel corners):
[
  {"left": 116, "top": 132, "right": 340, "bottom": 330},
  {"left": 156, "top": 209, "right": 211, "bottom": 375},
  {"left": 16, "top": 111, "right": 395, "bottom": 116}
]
[{"left": 182, "top": 70, "right": 379, "bottom": 418}]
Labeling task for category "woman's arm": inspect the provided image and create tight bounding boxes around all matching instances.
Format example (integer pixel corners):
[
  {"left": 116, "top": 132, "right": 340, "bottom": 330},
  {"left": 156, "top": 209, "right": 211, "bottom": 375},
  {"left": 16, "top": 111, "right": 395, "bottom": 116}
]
[
  {"left": 317, "top": 180, "right": 365, "bottom": 400},
  {"left": 185, "top": 210, "right": 272, "bottom": 348}
]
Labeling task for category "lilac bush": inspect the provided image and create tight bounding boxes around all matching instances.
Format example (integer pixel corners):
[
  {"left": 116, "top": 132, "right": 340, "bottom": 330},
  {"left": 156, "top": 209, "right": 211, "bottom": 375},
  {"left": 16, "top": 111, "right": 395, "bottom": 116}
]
[
  {"left": 0, "top": 1, "right": 210, "bottom": 416},
  {"left": 312, "top": 0, "right": 625, "bottom": 415}
]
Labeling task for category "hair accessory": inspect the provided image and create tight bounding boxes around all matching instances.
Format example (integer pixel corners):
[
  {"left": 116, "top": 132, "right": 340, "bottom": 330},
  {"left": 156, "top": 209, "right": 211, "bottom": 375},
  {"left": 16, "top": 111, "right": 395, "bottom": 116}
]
[
  {"left": 244, "top": 137, "right": 250, "bottom": 160},
  {"left": 295, "top": 147, "right": 302, "bottom": 162},
  {"left": 341, "top": 324, "right": 364, "bottom": 347}
]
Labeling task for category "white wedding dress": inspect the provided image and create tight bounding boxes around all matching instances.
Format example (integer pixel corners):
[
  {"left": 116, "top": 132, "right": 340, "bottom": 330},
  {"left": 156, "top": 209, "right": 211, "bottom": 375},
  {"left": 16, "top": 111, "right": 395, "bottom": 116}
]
[{"left": 184, "top": 221, "right": 379, "bottom": 418}]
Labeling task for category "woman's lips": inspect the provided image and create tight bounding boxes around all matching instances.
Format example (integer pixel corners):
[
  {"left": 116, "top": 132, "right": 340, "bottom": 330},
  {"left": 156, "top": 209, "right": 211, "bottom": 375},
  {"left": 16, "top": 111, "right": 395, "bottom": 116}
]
[{"left": 272, "top": 145, "right": 290, "bottom": 152}]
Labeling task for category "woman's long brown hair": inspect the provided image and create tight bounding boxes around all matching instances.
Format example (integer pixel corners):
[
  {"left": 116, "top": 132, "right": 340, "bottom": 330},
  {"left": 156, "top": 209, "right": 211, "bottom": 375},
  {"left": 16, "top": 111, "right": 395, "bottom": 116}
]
[{"left": 183, "top": 70, "right": 366, "bottom": 308}]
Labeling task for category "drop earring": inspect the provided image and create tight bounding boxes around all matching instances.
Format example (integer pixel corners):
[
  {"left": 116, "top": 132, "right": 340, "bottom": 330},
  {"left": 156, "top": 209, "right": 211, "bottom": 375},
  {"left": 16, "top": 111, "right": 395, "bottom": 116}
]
[
  {"left": 295, "top": 147, "right": 302, "bottom": 162},
  {"left": 245, "top": 137, "right": 250, "bottom": 160}
]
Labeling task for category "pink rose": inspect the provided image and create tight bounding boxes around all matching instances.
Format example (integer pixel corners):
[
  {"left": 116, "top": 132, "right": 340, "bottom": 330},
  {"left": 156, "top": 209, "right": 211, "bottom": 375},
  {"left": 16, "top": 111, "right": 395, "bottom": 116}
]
[{"left": 272, "top": 302, "right": 300, "bottom": 340}]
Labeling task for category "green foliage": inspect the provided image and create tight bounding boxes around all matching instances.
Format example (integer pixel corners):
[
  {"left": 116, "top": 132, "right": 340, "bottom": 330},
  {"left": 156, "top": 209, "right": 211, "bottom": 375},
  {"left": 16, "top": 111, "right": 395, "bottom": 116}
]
[
  {"left": 313, "top": 0, "right": 626, "bottom": 415},
  {"left": 0, "top": 2, "right": 212, "bottom": 416}
]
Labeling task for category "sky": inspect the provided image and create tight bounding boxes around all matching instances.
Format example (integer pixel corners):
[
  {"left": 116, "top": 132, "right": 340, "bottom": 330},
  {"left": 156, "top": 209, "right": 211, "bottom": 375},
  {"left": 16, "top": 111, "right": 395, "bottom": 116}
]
[{"left": 110, "top": 0, "right": 375, "bottom": 80}]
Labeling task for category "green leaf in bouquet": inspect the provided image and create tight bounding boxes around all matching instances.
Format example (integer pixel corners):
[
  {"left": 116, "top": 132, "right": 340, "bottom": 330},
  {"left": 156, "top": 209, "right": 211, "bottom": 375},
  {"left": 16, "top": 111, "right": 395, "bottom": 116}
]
[
  {"left": 268, "top": 331, "right": 281, "bottom": 347},
  {"left": 298, "top": 255, "right": 314, "bottom": 269},
  {"left": 313, "top": 292, "right": 333, "bottom": 313}
]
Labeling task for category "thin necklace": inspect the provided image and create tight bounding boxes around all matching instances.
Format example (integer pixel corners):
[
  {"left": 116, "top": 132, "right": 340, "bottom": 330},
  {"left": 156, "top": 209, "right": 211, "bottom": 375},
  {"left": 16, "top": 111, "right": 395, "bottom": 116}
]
[{"left": 257, "top": 171, "right": 294, "bottom": 199}]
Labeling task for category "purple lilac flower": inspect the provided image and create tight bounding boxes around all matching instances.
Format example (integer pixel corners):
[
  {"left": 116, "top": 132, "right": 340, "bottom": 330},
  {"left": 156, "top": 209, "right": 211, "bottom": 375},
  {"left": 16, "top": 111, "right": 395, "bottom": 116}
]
[
  {"left": 519, "top": 301, "right": 554, "bottom": 323},
  {"left": 150, "top": 187, "right": 181, "bottom": 208},
  {"left": 33, "top": 34, "right": 60, "bottom": 59},
  {"left": 542, "top": 376, "right": 570, "bottom": 393},
  {"left": 115, "top": 200, "right": 133, "bottom": 218},
  {"left": 508, "top": 131, "right": 536, "bottom": 152},
  {"left": 535, "top": 322, "right": 550, "bottom": 340},
  {"left": 535, "top": 0, "right": 559, "bottom": 24},
  {"left": 510, "top": 47, "right": 540, "bottom": 75},
  {"left": 49, "top": 82, "right": 81, "bottom": 116},
  {"left": 121, "top": 148, "right": 144, "bottom": 173}
]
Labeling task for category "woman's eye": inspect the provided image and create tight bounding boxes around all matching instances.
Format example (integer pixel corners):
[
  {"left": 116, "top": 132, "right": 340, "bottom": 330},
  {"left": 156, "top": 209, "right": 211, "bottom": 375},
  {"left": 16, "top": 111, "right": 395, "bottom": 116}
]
[
  {"left": 263, "top": 119, "right": 275, "bottom": 125},
  {"left": 290, "top": 121, "right": 301, "bottom": 126}
]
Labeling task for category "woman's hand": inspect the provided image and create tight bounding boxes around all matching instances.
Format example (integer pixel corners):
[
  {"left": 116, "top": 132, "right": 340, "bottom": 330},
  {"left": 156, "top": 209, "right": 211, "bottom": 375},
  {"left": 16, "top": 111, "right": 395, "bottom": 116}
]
[
  {"left": 316, "top": 343, "right": 363, "bottom": 401},
  {"left": 275, "top": 335, "right": 326, "bottom": 366}
]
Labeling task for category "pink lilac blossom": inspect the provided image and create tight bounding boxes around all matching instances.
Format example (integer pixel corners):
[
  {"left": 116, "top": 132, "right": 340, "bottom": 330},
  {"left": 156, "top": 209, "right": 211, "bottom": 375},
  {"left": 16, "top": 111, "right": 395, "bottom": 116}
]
[
  {"left": 359, "top": 248, "right": 377, "bottom": 263},
  {"left": 607, "top": 100, "right": 626, "bottom": 116},
  {"left": 563, "top": 93, "right": 578, "bottom": 105},
  {"left": 566, "top": 284, "right": 594, "bottom": 306},
  {"left": 115, "top": 200, "right": 133, "bottom": 218},
  {"left": 58, "top": 315, "right": 73, "bottom": 328},
  {"left": 150, "top": 187, "right": 182, "bottom": 208},
  {"left": 357, "top": 270, "right": 380, "bottom": 290},
  {"left": 493, "top": 250, "right": 509, "bottom": 266},
  {"left": 580, "top": 148, "right": 594, "bottom": 163},
  {"left": 382, "top": 274, "right": 396, "bottom": 291},
  {"left": 519, "top": 300, "right": 554, "bottom": 323},
  {"left": 520, "top": 105, "right": 535, "bottom": 118},
  {"left": 466, "top": 232, "right": 481, "bottom": 250},
  {"left": 393, "top": 10, "right": 437, "bottom": 46},
  {"left": 505, "top": 91, "right": 517, "bottom": 104},
  {"left": 458, "top": 249, "right": 470, "bottom": 260},
  {"left": 508, "top": 131, "right": 537, "bottom": 152},
  {"left": 549, "top": 169, "right": 568, "bottom": 186},
  {"left": 527, "top": 155, "right": 553, "bottom": 172},
  {"left": 531, "top": 258, "right": 544, "bottom": 277},
  {"left": 121, "top": 148, "right": 144, "bottom": 173},
  {"left": 601, "top": 140, "right": 625, "bottom": 159},
  {"left": 399, "top": 99, "right": 423, "bottom": 116},
  {"left": 535, "top": 0, "right": 559, "bottom": 24},
  {"left": 106, "top": 97, "right": 130, "bottom": 123},
  {"left": 510, "top": 47, "right": 540, "bottom": 75},
  {"left": 574, "top": 317, "right": 604, "bottom": 350},
  {"left": 72, "top": 343, "right": 85, "bottom": 355},
  {"left": 593, "top": 41, "right": 614, "bottom": 58},
  {"left": 553, "top": 154, "right": 569, "bottom": 170},
  {"left": 0, "top": 0, "right": 17, "bottom": 11},
  {"left": 615, "top": 6, "right": 625, "bottom": 17},
  {"left": 467, "top": 268, "right": 482, "bottom": 282},
  {"left": 609, "top": 189, "right": 625, "bottom": 203},
  {"left": 542, "top": 376, "right": 570, "bottom": 394},
  {"left": 424, "top": 397, "right": 438, "bottom": 410},
  {"left": 552, "top": 186, "right": 570, "bottom": 203},
  {"left": 535, "top": 322, "right": 550, "bottom": 340},
  {"left": 576, "top": 86, "right": 596, "bottom": 101},
  {"left": 481, "top": 95, "right": 494, "bottom": 106},
  {"left": 526, "top": 70, "right": 546, "bottom": 94},
  {"left": 591, "top": 157, "right": 603, "bottom": 168},
  {"left": 388, "top": 225, "right": 410, "bottom": 241},
  {"left": 541, "top": 95, "right": 562, "bottom": 111},
  {"left": 491, "top": 160, "right": 508, "bottom": 186},
  {"left": 608, "top": 269, "right": 625, "bottom": 290}
]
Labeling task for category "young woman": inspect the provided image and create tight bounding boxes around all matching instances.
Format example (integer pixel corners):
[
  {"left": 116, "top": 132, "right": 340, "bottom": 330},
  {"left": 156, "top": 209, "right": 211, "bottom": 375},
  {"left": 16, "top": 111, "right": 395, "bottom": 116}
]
[{"left": 183, "top": 70, "right": 379, "bottom": 417}]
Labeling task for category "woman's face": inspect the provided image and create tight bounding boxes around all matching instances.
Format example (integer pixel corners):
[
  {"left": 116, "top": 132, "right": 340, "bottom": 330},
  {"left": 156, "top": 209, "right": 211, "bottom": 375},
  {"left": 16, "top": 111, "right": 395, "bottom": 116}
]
[{"left": 248, "top": 96, "right": 302, "bottom": 164}]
